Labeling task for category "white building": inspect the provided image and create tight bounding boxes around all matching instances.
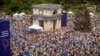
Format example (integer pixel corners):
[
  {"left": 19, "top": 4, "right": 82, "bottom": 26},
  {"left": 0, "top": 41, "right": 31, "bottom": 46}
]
[{"left": 32, "top": 4, "right": 62, "bottom": 31}]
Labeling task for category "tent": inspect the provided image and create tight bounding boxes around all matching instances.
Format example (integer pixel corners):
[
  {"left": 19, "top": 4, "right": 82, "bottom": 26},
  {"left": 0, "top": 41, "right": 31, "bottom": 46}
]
[
  {"left": 28, "top": 24, "right": 43, "bottom": 31},
  {"left": 89, "top": 12, "right": 94, "bottom": 16},
  {"left": 62, "top": 11, "right": 66, "bottom": 13},
  {"left": 68, "top": 11, "right": 73, "bottom": 14},
  {"left": 19, "top": 12, "right": 25, "bottom": 16},
  {"left": 13, "top": 13, "right": 20, "bottom": 20},
  {"left": 67, "top": 11, "right": 73, "bottom": 20},
  {"left": 13, "top": 13, "right": 19, "bottom": 17}
]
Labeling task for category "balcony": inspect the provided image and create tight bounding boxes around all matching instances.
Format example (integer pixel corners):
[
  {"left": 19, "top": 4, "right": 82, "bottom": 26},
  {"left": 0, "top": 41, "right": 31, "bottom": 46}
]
[{"left": 32, "top": 14, "right": 62, "bottom": 20}]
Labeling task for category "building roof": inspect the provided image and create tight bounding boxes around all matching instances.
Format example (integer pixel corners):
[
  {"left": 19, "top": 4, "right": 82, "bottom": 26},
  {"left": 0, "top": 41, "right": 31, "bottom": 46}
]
[{"left": 32, "top": 4, "right": 62, "bottom": 9}]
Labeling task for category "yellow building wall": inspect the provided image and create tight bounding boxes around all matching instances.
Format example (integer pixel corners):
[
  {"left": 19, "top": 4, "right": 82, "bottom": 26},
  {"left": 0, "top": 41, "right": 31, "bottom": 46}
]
[
  {"left": 43, "top": 10, "right": 52, "bottom": 16},
  {"left": 33, "top": 19, "right": 39, "bottom": 25},
  {"left": 33, "top": 9, "right": 39, "bottom": 15},
  {"left": 57, "top": 8, "right": 62, "bottom": 14},
  {"left": 44, "top": 21, "right": 53, "bottom": 31},
  {"left": 55, "top": 19, "right": 61, "bottom": 29}
]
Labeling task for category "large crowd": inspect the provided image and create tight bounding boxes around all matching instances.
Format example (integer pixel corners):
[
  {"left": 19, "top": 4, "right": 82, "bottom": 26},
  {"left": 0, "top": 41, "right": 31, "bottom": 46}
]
[{"left": 5, "top": 14, "right": 100, "bottom": 56}]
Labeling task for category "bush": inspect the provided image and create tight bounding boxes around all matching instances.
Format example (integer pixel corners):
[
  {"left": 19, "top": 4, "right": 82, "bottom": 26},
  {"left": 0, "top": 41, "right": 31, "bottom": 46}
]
[
  {"left": 76, "top": 4, "right": 86, "bottom": 10},
  {"left": 66, "top": 4, "right": 87, "bottom": 12}
]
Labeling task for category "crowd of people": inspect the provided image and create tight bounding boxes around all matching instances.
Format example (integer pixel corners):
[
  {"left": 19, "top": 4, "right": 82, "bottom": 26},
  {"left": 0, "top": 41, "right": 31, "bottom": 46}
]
[
  {"left": 7, "top": 14, "right": 100, "bottom": 56},
  {"left": 91, "top": 15, "right": 100, "bottom": 28}
]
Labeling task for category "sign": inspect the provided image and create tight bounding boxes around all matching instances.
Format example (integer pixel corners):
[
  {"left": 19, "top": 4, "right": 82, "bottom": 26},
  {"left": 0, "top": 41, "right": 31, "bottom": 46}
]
[{"left": 0, "top": 19, "right": 10, "bottom": 56}]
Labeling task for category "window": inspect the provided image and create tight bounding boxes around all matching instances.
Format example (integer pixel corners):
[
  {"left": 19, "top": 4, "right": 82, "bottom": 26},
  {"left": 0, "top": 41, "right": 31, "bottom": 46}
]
[{"left": 53, "top": 10, "right": 57, "bottom": 15}]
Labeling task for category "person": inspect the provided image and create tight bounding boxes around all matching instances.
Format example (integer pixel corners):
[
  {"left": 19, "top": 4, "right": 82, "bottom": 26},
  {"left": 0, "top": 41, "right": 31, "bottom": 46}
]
[{"left": 8, "top": 13, "right": 100, "bottom": 56}]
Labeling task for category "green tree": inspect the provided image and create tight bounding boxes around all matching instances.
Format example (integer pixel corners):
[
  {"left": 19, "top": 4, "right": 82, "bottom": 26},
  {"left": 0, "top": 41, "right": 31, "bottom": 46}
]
[
  {"left": 0, "top": 0, "right": 100, "bottom": 14},
  {"left": 9, "top": 0, "right": 23, "bottom": 12}
]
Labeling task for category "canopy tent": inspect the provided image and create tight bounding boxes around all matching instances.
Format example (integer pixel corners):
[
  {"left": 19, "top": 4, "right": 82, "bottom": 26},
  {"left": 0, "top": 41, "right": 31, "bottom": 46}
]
[
  {"left": 13, "top": 12, "right": 25, "bottom": 17},
  {"left": 12, "top": 12, "right": 26, "bottom": 20},
  {"left": 62, "top": 11, "right": 66, "bottom": 13},
  {"left": 12, "top": 13, "right": 20, "bottom": 20},
  {"left": 89, "top": 12, "right": 94, "bottom": 16},
  {"left": 68, "top": 11, "right": 73, "bottom": 14},
  {"left": 19, "top": 12, "right": 25, "bottom": 16},
  {"left": 28, "top": 24, "right": 43, "bottom": 31},
  {"left": 67, "top": 11, "right": 73, "bottom": 20},
  {"left": 13, "top": 13, "right": 19, "bottom": 17}
]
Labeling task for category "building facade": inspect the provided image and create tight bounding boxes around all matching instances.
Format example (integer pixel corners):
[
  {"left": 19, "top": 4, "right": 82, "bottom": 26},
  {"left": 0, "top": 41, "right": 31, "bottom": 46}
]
[{"left": 32, "top": 4, "right": 62, "bottom": 31}]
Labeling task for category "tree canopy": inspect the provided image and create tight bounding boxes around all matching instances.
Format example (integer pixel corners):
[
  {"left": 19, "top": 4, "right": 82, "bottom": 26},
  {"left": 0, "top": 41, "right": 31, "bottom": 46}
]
[{"left": 0, "top": 0, "right": 100, "bottom": 14}]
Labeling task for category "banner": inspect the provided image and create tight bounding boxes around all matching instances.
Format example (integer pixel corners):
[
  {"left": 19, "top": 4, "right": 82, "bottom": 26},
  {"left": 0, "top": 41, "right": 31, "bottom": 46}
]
[
  {"left": 0, "top": 19, "right": 10, "bottom": 56},
  {"left": 61, "top": 12, "right": 67, "bottom": 27}
]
